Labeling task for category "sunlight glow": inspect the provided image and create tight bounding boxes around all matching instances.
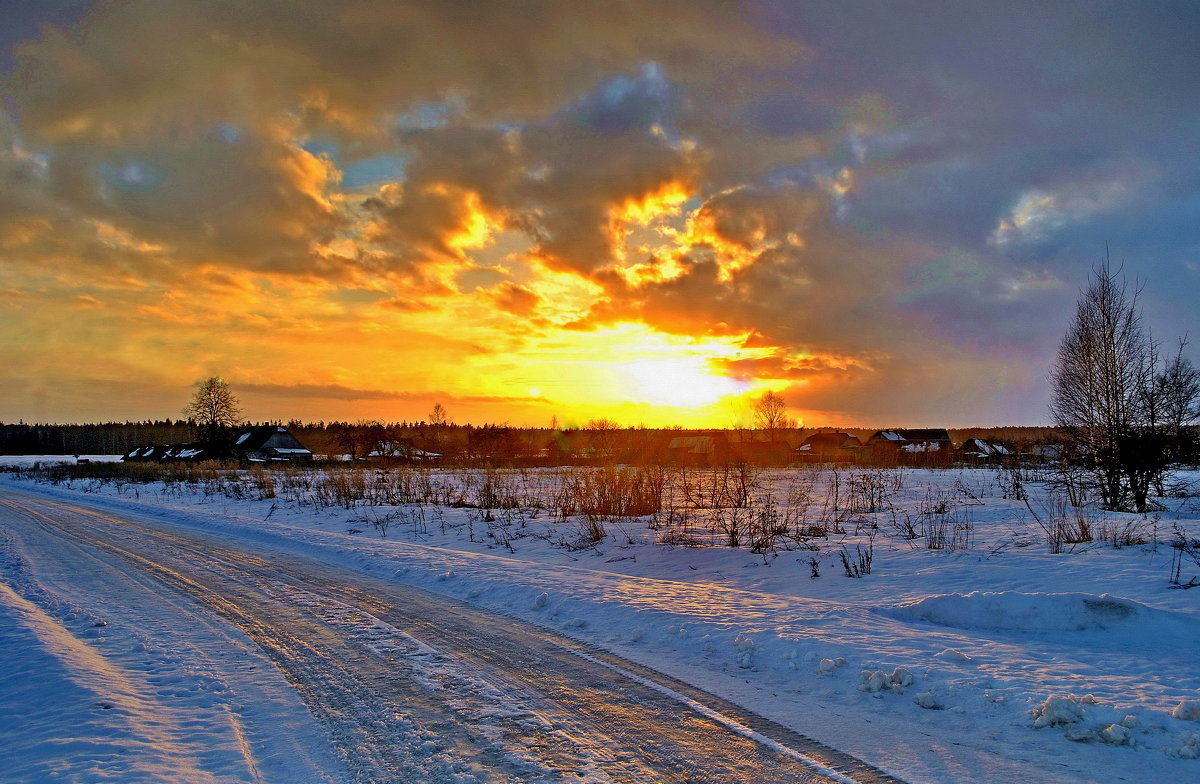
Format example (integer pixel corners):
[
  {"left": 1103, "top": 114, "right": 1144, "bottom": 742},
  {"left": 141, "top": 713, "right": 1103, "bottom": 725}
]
[{"left": 622, "top": 355, "right": 742, "bottom": 408}]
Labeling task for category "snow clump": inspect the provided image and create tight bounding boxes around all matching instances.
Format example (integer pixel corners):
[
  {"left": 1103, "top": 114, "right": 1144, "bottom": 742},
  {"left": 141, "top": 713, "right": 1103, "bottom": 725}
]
[
  {"left": 1101, "top": 724, "right": 1131, "bottom": 745},
  {"left": 1031, "top": 694, "right": 1098, "bottom": 728},
  {"left": 1064, "top": 725, "right": 1096, "bottom": 743},
  {"left": 817, "top": 657, "right": 845, "bottom": 675},
  {"left": 861, "top": 667, "right": 915, "bottom": 695},
  {"left": 915, "top": 691, "right": 944, "bottom": 710},
  {"left": 733, "top": 633, "right": 756, "bottom": 668},
  {"left": 933, "top": 648, "right": 972, "bottom": 662},
  {"left": 1172, "top": 700, "right": 1200, "bottom": 721}
]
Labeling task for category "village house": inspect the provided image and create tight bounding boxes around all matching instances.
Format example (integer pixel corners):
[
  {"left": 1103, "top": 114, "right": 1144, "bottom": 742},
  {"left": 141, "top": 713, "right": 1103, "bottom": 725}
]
[
  {"left": 959, "top": 437, "right": 1013, "bottom": 462},
  {"left": 233, "top": 426, "right": 314, "bottom": 462},
  {"left": 123, "top": 425, "right": 314, "bottom": 464},
  {"left": 866, "top": 428, "right": 954, "bottom": 464},
  {"left": 797, "top": 431, "right": 862, "bottom": 461}
]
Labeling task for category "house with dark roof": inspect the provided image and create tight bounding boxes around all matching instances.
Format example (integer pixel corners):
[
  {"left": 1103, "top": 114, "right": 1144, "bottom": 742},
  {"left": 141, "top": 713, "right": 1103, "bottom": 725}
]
[
  {"left": 866, "top": 428, "right": 953, "bottom": 464},
  {"left": 123, "top": 425, "right": 313, "bottom": 464},
  {"left": 665, "top": 433, "right": 732, "bottom": 465},
  {"left": 867, "top": 428, "right": 952, "bottom": 450},
  {"left": 959, "top": 438, "right": 1013, "bottom": 462},
  {"left": 232, "top": 425, "right": 314, "bottom": 462},
  {"left": 798, "top": 432, "right": 862, "bottom": 461}
]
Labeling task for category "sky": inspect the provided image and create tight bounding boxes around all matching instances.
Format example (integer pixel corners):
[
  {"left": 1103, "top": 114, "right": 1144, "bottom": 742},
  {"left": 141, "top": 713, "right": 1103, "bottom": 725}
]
[{"left": 1, "top": 0, "right": 1198, "bottom": 429}]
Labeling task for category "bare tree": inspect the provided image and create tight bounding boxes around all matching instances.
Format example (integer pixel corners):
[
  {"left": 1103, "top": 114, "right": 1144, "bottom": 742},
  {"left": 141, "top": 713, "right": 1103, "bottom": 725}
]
[
  {"left": 753, "top": 390, "right": 795, "bottom": 431},
  {"left": 429, "top": 403, "right": 451, "bottom": 426},
  {"left": 1050, "top": 263, "right": 1199, "bottom": 511},
  {"left": 1159, "top": 343, "right": 1200, "bottom": 437},
  {"left": 183, "top": 377, "right": 243, "bottom": 442},
  {"left": 585, "top": 418, "right": 623, "bottom": 461}
]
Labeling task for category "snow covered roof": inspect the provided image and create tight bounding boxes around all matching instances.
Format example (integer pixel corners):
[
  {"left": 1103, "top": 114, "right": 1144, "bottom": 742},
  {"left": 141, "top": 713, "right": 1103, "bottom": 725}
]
[
  {"left": 231, "top": 426, "right": 311, "bottom": 458},
  {"left": 869, "top": 428, "right": 952, "bottom": 446}
]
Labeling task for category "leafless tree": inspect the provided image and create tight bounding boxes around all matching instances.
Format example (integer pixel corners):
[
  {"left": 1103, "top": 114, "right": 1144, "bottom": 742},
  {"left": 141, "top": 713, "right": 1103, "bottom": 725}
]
[
  {"left": 429, "top": 403, "right": 451, "bottom": 426},
  {"left": 585, "top": 418, "right": 623, "bottom": 461},
  {"left": 183, "top": 377, "right": 243, "bottom": 442},
  {"left": 1050, "top": 262, "right": 1199, "bottom": 511},
  {"left": 1158, "top": 342, "right": 1200, "bottom": 437},
  {"left": 753, "top": 390, "right": 795, "bottom": 431}
]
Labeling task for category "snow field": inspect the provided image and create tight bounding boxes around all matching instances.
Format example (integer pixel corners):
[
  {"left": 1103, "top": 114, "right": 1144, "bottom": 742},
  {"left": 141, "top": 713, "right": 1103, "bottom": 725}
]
[
  {"left": 0, "top": 501, "right": 345, "bottom": 783},
  {"left": 5, "top": 464, "right": 1200, "bottom": 782}
]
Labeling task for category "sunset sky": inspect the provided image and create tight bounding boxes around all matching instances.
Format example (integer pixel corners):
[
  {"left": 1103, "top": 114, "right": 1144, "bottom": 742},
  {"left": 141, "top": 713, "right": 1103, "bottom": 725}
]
[{"left": 2, "top": 1, "right": 1198, "bottom": 428}]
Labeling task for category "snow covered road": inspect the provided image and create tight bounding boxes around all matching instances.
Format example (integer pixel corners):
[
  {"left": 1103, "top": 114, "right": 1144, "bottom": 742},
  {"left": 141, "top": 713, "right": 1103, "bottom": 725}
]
[{"left": 0, "top": 488, "right": 898, "bottom": 783}]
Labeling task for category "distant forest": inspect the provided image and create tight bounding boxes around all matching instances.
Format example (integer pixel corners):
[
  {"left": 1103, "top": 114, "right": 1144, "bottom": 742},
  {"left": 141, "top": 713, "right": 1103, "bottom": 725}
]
[{"left": 0, "top": 419, "right": 1062, "bottom": 460}]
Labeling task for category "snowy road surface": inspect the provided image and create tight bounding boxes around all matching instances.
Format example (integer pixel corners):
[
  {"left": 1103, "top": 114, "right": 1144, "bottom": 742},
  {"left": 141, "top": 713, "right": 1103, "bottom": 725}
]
[{"left": 0, "top": 488, "right": 900, "bottom": 783}]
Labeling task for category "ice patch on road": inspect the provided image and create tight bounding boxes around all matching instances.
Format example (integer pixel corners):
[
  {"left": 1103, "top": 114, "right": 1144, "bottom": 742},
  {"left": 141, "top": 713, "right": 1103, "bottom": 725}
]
[
  {"left": 564, "top": 646, "right": 863, "bottom": 784},
  {"left": 268, "top": 582, "right": 616, "bottom": 783}
]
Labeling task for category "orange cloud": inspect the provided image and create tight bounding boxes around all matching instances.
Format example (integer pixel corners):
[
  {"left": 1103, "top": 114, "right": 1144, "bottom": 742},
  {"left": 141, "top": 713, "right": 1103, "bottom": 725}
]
[{"left": 490, "top": 282, "right": 542, "bottom": 316}]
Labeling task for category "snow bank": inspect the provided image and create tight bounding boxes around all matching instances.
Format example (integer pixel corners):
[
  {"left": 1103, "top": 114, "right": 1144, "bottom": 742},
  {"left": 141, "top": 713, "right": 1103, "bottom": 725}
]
[{"left": 885, "top": 591, "right": 1184, "bottom": 633}]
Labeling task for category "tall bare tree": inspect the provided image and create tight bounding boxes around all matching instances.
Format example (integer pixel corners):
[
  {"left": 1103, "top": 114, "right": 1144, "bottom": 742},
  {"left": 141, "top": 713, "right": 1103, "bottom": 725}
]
[
  {"left": 1157, "top": 342, "right": 1200, "bottom": 437},
  {"left": 183, "top": 377, "right": 243, "bottom": 442},
  {"left": 1050, "top": 263, "right": 1199, "bottom": 511},
  {"left": 753, "top": 390, "right": 795, "bottom": 432}
]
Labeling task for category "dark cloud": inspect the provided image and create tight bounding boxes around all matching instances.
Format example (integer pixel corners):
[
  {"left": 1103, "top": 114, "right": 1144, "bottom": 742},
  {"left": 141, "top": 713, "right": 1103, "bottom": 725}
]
[{"left": 3, "top": 0, "right": 1199, "bottom": 425}]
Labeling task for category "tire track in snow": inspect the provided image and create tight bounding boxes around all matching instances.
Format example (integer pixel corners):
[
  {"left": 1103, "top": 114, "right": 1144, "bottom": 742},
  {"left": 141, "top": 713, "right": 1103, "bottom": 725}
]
[{"left": 6, "top": 490, "right": 906, "bottom": 783}]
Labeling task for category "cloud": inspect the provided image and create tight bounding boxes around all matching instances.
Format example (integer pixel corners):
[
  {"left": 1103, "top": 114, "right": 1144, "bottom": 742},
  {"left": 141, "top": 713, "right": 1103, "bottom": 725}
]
[
  {"left": 490, "top": 282, "right": 542, "bottom": 317},
  {"left": 239, "top": 382, "right": 547, "bottom": 406},
  {"left": 4, "top": 0, "right": 1200, "bottom": 426},
  {"left": 238, "top": 382, "right": 422, "bottom": 401},
  {"left": 988, "top": 162, "right": 1152, "bottom": 247},
  {"left": 10, "top": 0, "right": 794, "bottom": 141}
]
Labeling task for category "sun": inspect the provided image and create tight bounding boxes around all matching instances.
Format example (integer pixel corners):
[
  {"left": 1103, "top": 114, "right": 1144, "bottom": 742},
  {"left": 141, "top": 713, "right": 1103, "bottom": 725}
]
[{"left": 622, "top": 356, "right": 741, "bottom": 409}]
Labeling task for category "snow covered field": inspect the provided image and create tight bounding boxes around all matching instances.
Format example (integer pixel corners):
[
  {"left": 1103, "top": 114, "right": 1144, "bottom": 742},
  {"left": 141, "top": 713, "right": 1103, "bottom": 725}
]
[
  {"left": 2, "top": 461, "right": 1199, "bottom": 783},
  {"left": 0, "top": 454, "right": 124, "bottom": 468}
]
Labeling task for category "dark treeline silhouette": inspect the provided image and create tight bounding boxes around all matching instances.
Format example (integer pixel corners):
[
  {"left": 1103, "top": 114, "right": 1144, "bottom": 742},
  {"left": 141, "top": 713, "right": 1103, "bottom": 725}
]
[
  {"left": 0, "top": 420, "right": 195, "bottom": 456},
  {"left": 1, "top": 418, "right": 1072, "bottom": 468}
]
